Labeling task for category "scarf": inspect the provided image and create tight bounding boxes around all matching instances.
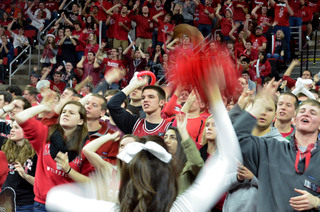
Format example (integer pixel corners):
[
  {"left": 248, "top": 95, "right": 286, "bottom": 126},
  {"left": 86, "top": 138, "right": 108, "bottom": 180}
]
[{"left": 42, "top": 44, "right": 54, "bottom": 60}]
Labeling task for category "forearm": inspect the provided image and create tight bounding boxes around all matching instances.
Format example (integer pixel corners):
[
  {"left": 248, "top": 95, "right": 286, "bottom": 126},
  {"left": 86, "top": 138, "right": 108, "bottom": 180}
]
[
  {"left": 58, "top": 36, "right": 66, "bottom": 45},
  {"left": 70, "top": 37, "right": 77, "bottom": 46},
  {"left": 181, "top": 136, "right": 204, "bottom": 175},
  {"left": 68, "top": 168, "right": 90, "bottom": 183},
  {"left": 23, "top": 174, "right": 35, "bottom": 185},
  {"left": 83, "top": 136, "right": 113, "bottom": 168},
  {"left": 107, "top": 92, "right": 138, "bottom": 134},
  {"left": 251, "top": 7, "right": 259, "bottom": 19},
  {"left": 15, "top": 105, "right": 49, "bottom": 124},
  {"left": 283, "top": 64, "right": 295, "bottom": 76},
  {"left": 77, "top": 59, "right": 85, "bottom": 69},
  {"left": 181, "top": 100, "right": 193, "bottom": 114},
  {"left": 286, "top": 4, "right": 294, "bottom": 16}
]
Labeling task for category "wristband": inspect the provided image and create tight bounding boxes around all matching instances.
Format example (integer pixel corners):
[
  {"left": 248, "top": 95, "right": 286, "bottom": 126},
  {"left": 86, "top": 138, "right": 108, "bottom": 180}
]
[
  {"left": 66, "top": 167, "right": 71, "bottom": 174},
  {"left": 2, "top": 108, "right": 6, "bottom": 113}
]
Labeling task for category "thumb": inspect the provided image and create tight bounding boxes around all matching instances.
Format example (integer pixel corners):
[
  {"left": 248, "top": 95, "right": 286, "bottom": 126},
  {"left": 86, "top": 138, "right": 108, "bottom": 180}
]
[{"left": 294, "top": 188, "right": 306, "bottom": 195}]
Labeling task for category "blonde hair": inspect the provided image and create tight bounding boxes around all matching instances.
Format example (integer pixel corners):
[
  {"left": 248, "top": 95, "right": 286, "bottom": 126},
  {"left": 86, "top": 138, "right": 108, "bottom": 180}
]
[
  {"left": 201, "top": 115, "right": 214, "bottom": 146},
  {"left": 2, "top": 138, "right": 36, "bottom": 164}
]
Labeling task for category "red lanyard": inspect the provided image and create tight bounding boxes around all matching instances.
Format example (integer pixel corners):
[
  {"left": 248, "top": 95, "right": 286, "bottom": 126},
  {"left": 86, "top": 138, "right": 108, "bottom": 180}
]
[{"left": 295, "top": 149, "right": 312, "bottom": 174}]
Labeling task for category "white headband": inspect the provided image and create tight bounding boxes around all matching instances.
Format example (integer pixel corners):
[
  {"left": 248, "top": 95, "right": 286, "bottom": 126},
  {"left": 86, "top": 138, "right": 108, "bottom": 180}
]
[{"left": 117, "top": 141, "right": 172, "bottom": 164}]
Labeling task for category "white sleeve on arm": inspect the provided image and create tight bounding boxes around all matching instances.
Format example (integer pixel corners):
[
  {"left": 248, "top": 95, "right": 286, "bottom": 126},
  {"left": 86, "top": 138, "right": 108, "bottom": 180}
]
[{"left": 171, "top": 100, "right": 242, "bottom": 212}]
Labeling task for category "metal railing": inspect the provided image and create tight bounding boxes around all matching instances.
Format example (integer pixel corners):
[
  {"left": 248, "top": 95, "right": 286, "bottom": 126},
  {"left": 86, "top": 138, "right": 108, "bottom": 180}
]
[
  {"left": 313, "top": 28, "right": 319, "bottom": 65},
  {"left": 299, "top": 27, "right": 320, "bottom": 75},
  {"left": 9, "top": 45, "right": 32, "bottom": 85},
  {"left": 194, "top": 33, "right": 213, "bottom": 55},
  {"left": 290, "top": 26, "right": 302, "bottom": 52}
]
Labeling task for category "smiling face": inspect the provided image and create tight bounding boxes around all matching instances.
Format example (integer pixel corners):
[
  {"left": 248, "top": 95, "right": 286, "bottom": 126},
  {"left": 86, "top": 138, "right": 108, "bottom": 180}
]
[
  {"left": 59, "top": 103, "right": 83, "bottom": 130},
  {"left": 295, "top": 102, "right": 320, "bottom": 134},
  {"left": 164, "top": 129, "right": 178, "bottom": 155}
]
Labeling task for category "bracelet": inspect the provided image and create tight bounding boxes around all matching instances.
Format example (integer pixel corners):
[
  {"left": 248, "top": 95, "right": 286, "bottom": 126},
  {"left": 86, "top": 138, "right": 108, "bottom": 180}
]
[
  {"left": 66, "top": 167, "right": 72, "bottom": 174},
  {"left": 2, "top": 108, "right": 6, "bottom": 113}
]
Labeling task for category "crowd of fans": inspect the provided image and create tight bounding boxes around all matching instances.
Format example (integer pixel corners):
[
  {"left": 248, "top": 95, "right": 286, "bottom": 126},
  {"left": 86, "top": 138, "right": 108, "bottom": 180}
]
[{"left": 0, "top": 0, "right": 320, "bottom": 211}]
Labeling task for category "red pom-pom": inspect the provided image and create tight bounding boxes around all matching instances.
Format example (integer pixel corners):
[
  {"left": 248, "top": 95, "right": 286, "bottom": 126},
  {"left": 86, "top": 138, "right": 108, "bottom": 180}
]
[{"left": 167, "top": 46, "right": 239, "bottom": 104}]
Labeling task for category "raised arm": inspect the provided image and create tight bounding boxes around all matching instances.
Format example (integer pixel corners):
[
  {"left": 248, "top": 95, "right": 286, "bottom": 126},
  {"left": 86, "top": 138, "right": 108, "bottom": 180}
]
[
  {"left": 283, "top": 59, "right": 300, "bottom": 77},
  {"left": 82, "top": 132, "right": 120, "bottom": 170},
  {"left": 138, "top": 43, "right": 146, "bottom": 58},
  {"left": 251, "top": 5, "right": 261, "bottom": 19},
  {"left": 15, "top": 104, "right": 51, "bottom": 125},
  {"left": 244, "top": 15, "right": 252, "bottom": 37},
  {"left": 229, "top": 22, "right": 240, "bottom": 41},
  {"left": 215, "top": 4, "right": 222, "bottom": 21},
  {"left": 7, "top": 19, "right": 15, "bottom": 35},
  {"left": 59, "top": 0, "right": 67, "bottom": 10},
  {"left": 284, "top": 0, "right": 294, "bottom": 16},
  {"left": 77, "top": 55, "right": 86, "bottom": 69},
  {"left": 269, "top": 0, "right": 275, "bottom": 7},
  {"left": 176, "top": 113, "right": 204, "bottom": 175},
  {"left": 123, "top": 41, "right": 135, "bottom": 55},
  {"left": 152, "top": 11, "right": 164, "bottom": 23},
  {"left": 181, "top": 90, "right": 197, "bottom": 114},
  {"left": 105, "top": 3, "right": 122, "bottom": 16}
]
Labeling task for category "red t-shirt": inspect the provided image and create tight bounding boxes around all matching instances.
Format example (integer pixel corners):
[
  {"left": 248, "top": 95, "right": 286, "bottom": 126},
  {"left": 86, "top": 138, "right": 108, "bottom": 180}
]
[
  {"left": 156, "top": 20, "right": 174, "bottom": 43},
  {"left": 73, "top": 30, "right": 86, "bottom": 52},
  {"left": 220, "top": 17, "right": 233, "bottom": 37},
  {"left": 257, "top": 14, "right": 273, "bottom": 33},
  {"left": 128, "top": 11, "right": 154, "bottom": 39},
  {"left": 252, "top": 0, "right": 268, "bottom": 8},
  {"left": 172, "top": 116, "right": 206, "bottom": 150},
  {"left": 107, "top": 15, "right": 116, "bottom": 39},
  {"left": 249, "top": 34, "right": 267, "bottom": 51},
  {"left": 197, "top": 4, "right": 215, "bottom": 25},
  {"left": 289, "top": 0, "right": 302, "bottom": 17},
  {"left": 45, "top": 2, "right": 59, "bottom": 12},
  {"left": 102, "top": 58, "right": 124, "bottom": 75},
  {"left": 233, "top": 1, "right": 248, "bottom": 21},
  {"left": 92, "top": 1, "right": 112, "bottom": 21},
  {"left": 49, "top": 80, "right": 66, "bottom": 94},
  {"left": 113, "top": 14, "right": 131, "bottom": 41},
  {"left": 84, "top": 43, "right": 99, "bottom": 56},
  {"left": 274, "top": 4, "right": 290, "bottom": 27},
  {"left": 243, "top": 49, "right": 259, "bottom": 61},
  {"left": 253, "top": 60, "right": 271, "bottom": 77},
  {"left": 301, "top": 6, "right": 313, "bottom": 22},
  {"left": 234, "top": 38, "right": 246, "bottom": 58},
  {"left": 307, "top": 0, "right": 319, "bottom": 14}
]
